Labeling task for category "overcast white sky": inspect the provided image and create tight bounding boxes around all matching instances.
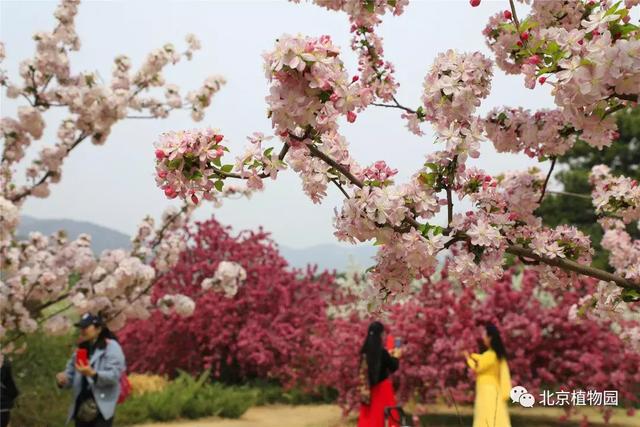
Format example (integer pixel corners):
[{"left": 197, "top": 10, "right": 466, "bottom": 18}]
[{"left": 1, "top": 0, "right": 557, "bottom": 248}]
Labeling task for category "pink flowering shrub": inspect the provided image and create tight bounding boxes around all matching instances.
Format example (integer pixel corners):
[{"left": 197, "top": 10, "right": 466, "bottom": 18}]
[{"left": 119, "top": 217, "right": 338, "bottom": 384}]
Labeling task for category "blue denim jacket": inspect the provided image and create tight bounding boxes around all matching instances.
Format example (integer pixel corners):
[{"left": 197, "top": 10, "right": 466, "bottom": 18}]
[{"left": 61, "top": 339, "right": 126, "bottom": 423}]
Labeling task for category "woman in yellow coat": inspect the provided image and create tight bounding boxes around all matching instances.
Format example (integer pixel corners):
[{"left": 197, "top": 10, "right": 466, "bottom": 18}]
[{"left": 463, "top": 323, "right": 512, "bottom": 427}]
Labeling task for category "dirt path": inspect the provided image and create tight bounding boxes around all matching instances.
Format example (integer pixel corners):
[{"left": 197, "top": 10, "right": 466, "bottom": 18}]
[
  {"left": 133, "top": 404, "right": 345, "bottom": 427},
  {"left": 134, "top": 403, "right": 640, "bottom": 427}
]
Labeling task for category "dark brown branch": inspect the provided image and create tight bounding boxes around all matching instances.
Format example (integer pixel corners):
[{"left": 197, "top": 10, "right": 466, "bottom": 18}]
[
  {"left": 506, "top": 245, "right": 640, "bottom": 292},
  {"left": 509, "top": 0, "right": 521, "bottom": 31},
  {"left": 308, "top": 144, "right": 364, "bottom": 189},
  {"left": 616, "top": 93, "right": 638, "bottom": 103},
  {"left": 538, "top": 157, "right": 557, "bottom": 204},
  {"left": 331, "top": 178, "right": 350, "bottom": 199},
  {"left": 10, "top": 133, "right": 88, "bottom": 203},
  {"left": 149, "top": 203, "right": 190, "bottom": 250}
]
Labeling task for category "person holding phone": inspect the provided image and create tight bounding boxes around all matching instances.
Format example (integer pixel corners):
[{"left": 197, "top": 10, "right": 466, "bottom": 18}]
[
  {"left": 56, "top": 313, "right": 126, "bottom": 427},
  {"left": 358, "top": 321, "right": 402, "bottom": 427},
  {"left": 462, "top": 323, "right": 512, "bottom": 427}
]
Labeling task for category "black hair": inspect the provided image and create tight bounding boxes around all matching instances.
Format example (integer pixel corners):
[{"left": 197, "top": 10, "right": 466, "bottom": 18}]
[
  {"left": 485, "top": 323, "right": 507, "bottom": 360},
  {"left": 360, "top": 321, "right": 384, "bottom": 387},
  {"left": 79, "top": 322, "right": 119, "bottom": 350}
]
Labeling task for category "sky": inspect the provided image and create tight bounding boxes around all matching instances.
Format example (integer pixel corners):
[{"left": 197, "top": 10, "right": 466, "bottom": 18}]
[{"left": 1, "top": 0, "right": 558, "bottom": 249}]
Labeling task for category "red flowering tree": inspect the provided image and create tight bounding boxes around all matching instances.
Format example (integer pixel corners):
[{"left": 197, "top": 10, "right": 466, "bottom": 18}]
[
  {"left": 119, "top": 217, "right": 337, "bottom": 384},
  {"left": 303, "top": 267, "right": 640, "bottom": 420},
  {"left": 120, "top": 217, "right": 639, "bottom": 422}
]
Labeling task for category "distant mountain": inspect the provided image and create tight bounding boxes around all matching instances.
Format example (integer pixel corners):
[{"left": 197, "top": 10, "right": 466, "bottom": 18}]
[
  {"left": 17, "top": 216, "right": 375, "bottom": 271},
  {"left": 18, "top": 215, "right": 132, "bottom": 255}
]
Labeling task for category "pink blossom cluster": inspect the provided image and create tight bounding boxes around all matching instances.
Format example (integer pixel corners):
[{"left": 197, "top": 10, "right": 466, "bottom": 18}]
[
  {"left": 0, "top": 204, "right": 199, "bottom": 356},
  {"left": 350, "top": 26, "right": 399, "bottom": 103},
  {"left": 291, "top": 0, "right": 409, "bottom": 27},
  {"left": 599, "top": 219, "right": 640, "bottom": 282},
  {"left": 484, "top": 107, "right": 578, "bottom": 158},
  {"left": 234, "top": 132, "right": 284, "bottom": 190},
  {"left": 446, "top": 167, "right": 595, "bottom": 285},
  {"left": 1, "top": 0, "right": 224, "bottom": 204},
  {"left": 154, "top": 128, "right": 228, "bottom": 203},
  {"left": 589, "top": 165, "right": 640, "bottom": 223},
  {"left": 358, "top": 160, "right": 398, "bottom": 185},
  {"left": 421, "top": 50, "right": 493, "bottom": 125},
  {"left": 290, "top": 1, "right": 407, "bottom": 101},
  {"left": 153, "top": 0, "right": 640, "bottom": 305},
  {"left": 157, "top": 294, "right": 196, "bottom": 317},
  {"left": 264, "top": 34, "right": 371, "bottom": 136},
  {"left": 201, "top": 261, "right": 247, "bottom": 298},
  {"left": 484, "top": 0, "right": 640, "bottom": 150}
]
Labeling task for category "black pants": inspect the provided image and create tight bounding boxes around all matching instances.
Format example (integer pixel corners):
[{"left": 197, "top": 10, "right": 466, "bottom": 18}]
[
  {"left": 0, "top": 410, "right": 10, "bottom": 427},
  {"left": 74, "top": 413, "right": 113, "bottom": 427}
]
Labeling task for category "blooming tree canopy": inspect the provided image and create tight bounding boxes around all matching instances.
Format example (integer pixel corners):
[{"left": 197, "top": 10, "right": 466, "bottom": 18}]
[
  {"left": 153, "top": 0, "right": 640, "bottom": 319},
  {"left": 0, "top": 0, "right": 244, "bottom": 359}
]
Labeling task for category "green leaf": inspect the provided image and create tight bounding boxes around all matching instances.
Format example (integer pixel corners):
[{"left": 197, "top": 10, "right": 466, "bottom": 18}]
[
  {"left": 621, "top": 288, "right": 640, "bottom": 303},
  {"left": 190, "top": 170, "right": 203, "bottom": 180},
  {"left": 263, "top": 147, "right": 274, "bottom": 158},
  {"left": 221, "top": 164, "right": 234, "bottom": 173},
  {"left": 318, "top": 90, "right": 332, "bottom": 103},
  {"left": 213, "top": 157, "right": 222, "bottom": 167},
  {"left": 364, "top": 0, "right": 375, "bottom": 13},
  {"left": 604, "top": 1, "right": 622, "bottom": 17},
  {"left": 167, "top": 158, "right": 182, "bottom": 170},
  {"left": 68, "top": 272, "right": 81, "bottom": 288},
  {"left": 214, "top": 180, "right": 224, "bottom": 192},
  {"left": 387, "top": 0, "right": 397, "bottom": 7}
]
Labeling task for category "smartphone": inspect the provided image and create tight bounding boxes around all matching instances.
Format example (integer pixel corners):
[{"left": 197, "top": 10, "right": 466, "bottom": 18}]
[
  {"left": 394, "top": 337, "right": 402, "bottom": 348},
  {"left": 76, "top": 348, "right": 89, "bottom": 366}
]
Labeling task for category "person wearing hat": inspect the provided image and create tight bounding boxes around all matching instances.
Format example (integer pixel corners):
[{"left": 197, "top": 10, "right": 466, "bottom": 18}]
[{"left": 55, "top": 313, "right": 126, "bottom": 427}]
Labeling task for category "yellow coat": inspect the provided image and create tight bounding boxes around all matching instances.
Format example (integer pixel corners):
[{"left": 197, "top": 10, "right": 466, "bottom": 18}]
[{"left": 466, "top": 350, "right": 512, "bottom": 427}]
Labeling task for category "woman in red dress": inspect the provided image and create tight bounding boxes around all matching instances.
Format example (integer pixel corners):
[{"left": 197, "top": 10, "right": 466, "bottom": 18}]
[{"left": 358, "top": 321, "right": 401, "bottom": 427}]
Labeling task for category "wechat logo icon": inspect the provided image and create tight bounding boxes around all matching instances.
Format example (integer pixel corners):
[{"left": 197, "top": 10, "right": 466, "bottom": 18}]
[{"left": 511, "top": 385, "right": 535, "bottom": 408}]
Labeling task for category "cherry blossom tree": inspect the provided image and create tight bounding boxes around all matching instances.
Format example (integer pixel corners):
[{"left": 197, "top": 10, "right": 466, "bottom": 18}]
[
  {"left": 0, "top": 0, "right": 240, "bottom": 358},
  {"left": 152, "top": 0, "right": 640, "bottom": 319}
]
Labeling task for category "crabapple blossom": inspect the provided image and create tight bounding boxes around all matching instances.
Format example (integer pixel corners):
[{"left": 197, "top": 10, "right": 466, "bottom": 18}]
[
  {"left": 0, "top": 0, "right": 234, "bottom": 350},
  {"left": 155, "top": 0, "right": 640, "bottom": 318},
  {"left": 589, "top": 165, "right": 640, "bottom": 223},
  {"left": 201, "top": 261, "right": 247, "bottom": 298}
]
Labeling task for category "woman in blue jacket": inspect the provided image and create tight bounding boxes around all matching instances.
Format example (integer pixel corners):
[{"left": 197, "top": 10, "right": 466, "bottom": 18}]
[{"left": 56, "top": 313, "right": 126, "bottom": 427}]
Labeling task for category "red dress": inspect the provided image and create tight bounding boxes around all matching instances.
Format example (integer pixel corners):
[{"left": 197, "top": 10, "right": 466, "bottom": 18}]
[{"left": 358, "top": 378, "right": 399, "bottom": 427}]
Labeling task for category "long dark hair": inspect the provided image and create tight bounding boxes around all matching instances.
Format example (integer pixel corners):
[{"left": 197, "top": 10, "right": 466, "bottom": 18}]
[
  {"left": 360, "top": 321, "right": 384, "bottom": 386},
  {"left": 485, "top": 323, "right": 507, "bottom": 360}
]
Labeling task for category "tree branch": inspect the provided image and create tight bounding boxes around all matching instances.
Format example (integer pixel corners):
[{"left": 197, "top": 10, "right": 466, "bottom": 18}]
[
  {"left": 331, "top": 178, "right": 350, "bottom": 199},
  {"left": 10, "top": 133, "right": 89, "bottom": 203},
  {"left": 538, "top": 157, "right": 557, "bottom": 204},
  {"left": 509, "top": 0, "right": 521, "bottom": 31},
  {"left": 616, "top": 93, "right": 639, "bottom": 103},
  {"left": 505, "top": 245, "right": 640, "bottom": 292},
  {"left": 307, "top": 144, "right": 364, "bottom": 189},
  {"left": 291, "top": 133, "right": 638, "bottom": 294}
]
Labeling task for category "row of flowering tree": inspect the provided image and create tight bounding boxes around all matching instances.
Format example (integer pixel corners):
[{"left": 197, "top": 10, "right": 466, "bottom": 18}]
[
  {"left": 119, "top": 217, "right": 640, "bottom": 423},
  {"left": 152, "top": 0, "right": 640, "bottom": 327},
  {"left": 0, "top": 0, "right": 248, "bottom": 360}
]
